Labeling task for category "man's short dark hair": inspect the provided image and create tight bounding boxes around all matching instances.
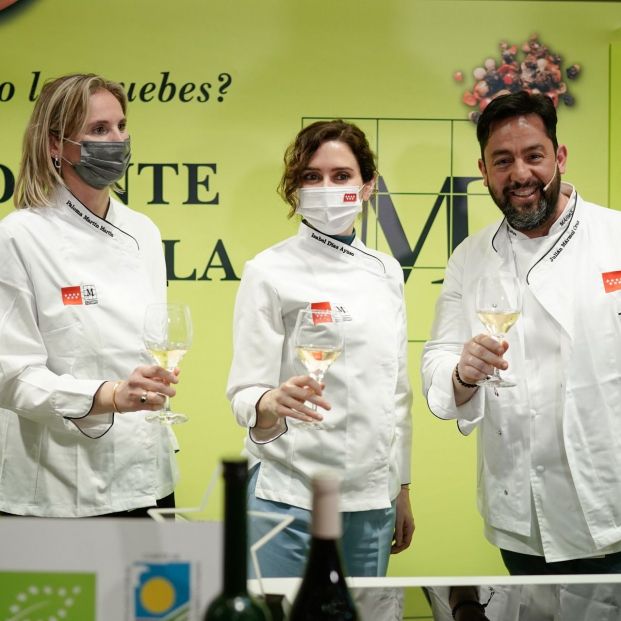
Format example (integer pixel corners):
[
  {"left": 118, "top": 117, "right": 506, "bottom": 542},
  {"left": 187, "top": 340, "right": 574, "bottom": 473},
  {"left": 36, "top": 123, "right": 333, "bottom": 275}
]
[{"left": 476, "top": 91, "right": 559, "bottom": 161}]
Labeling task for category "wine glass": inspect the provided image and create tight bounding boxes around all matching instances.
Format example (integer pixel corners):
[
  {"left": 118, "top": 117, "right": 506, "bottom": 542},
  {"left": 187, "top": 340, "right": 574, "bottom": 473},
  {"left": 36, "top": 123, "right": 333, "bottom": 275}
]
[
  {"left": 293, "top": 307, "right": 344, "bottom": 429},
  {"left": 143, "top": 303, "right": 193, "bottom": 424},
  {"left": 475, "top": 275, "right": 522, "bottom": 388}
]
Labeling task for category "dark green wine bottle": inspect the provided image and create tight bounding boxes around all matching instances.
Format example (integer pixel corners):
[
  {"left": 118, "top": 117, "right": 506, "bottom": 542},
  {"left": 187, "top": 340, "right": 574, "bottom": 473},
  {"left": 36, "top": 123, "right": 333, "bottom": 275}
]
[
  {"left": 287, "top": 473, "right": 359, "bottom": 621},
  {"left": 203, "top": 459, "right": 272, "bottom": 621}
]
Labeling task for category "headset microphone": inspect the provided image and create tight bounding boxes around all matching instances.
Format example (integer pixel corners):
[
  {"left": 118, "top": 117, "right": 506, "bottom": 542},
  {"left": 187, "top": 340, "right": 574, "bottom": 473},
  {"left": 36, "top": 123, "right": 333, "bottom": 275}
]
[{"left": 542, "top": 162, "right": 558, "bottom": 193}]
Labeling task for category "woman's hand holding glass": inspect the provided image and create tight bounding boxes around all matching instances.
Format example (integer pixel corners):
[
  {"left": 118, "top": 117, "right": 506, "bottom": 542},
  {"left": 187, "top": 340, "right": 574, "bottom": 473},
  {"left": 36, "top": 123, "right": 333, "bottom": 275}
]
[
  {"left": 255, "top": 375, "right": 331, "bottom": 428},
  {"left": 292, "top": 307, "right": 343, "bottom": 429},
  {"left": 114, "top": 366, "right": 178, "bottom": 412},
  {"left": 255, "top": 308, "right": 344, "bottom": 429},
  {"left": 90, "top": 365, "right": 178, "bottom": 416},
  {"left": 143, "top": 303, "right": 193, "bottom": 424}
]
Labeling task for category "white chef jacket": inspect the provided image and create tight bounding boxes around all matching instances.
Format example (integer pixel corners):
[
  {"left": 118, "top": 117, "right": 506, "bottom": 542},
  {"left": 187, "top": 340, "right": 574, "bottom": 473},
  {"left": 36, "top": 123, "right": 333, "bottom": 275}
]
[
  {"left": 422, "top": 184, "right": 621, "bottom": 559},
  {"left": 427, "top": 584, "right": 621, "bottom": 621},
  {"left": 0, "top": 185, "right": 178, "bottom": 517},
  {"left": 227, "top": 222, "right": 412, "bottom": 512}
]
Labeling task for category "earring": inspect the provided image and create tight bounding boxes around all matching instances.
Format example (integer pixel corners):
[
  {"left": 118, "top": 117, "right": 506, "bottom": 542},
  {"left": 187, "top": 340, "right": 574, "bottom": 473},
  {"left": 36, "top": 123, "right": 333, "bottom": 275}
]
[
  {"left": 52, "top": 155, "right": 61, "bottom": 170},
  {"left": 362, "top": 182, "right": 375, "bottom": 201}
]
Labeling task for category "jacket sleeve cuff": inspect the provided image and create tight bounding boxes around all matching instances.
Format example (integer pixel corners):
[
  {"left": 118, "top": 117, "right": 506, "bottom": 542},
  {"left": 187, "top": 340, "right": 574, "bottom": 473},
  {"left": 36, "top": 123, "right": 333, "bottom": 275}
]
[
  {"left": 67, "top": 413, "right": 115, "bottom": 439},
  {"left": 426, "top": 359, "right": 485, "bottom": 435},
  {"left": 61, "top": 380, "right": 115, "bottom": 439},
  {"left": 232, "top": 386, "right": 289, "bottom": 444},
  {"left": 55, "top": 379, "right": 108, "bottom": 419},
  {"left": 5, "top": 373, "right": 114, "bottom": 436},
  {"left": 231, "top": 386, "right": 273, "bottom": 428},
  {"left": 249, "top": 418, "right": 288, "bottom": 444}
]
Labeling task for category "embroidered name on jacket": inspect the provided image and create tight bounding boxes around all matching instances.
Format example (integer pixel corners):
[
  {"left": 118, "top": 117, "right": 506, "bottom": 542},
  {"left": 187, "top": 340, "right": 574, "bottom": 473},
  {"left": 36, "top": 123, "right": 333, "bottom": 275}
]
[
  {"left": 549, "top": 220, "right": 580, "bottom": 263},
  {"left": 310, "top": 231, "right": 354, "bottom": 256},
  {"left": 61, "top": 285, "right": 99, "bottom": 305},
  {"left": 66, "top": 199, "right": 114, "bottom": 238}
]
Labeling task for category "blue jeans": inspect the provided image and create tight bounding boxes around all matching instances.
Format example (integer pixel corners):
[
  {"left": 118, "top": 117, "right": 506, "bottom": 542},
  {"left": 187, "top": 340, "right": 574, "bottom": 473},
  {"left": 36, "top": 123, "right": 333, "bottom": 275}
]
[{"left": 247, "top": 464, "right": 396, "bottom": 578}]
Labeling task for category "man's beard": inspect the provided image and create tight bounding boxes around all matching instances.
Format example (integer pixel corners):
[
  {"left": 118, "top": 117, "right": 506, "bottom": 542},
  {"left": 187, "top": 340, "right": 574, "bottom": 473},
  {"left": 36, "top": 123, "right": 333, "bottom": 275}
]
[{"left": 489, "top": 175, "right": 561, "bottom": 232}]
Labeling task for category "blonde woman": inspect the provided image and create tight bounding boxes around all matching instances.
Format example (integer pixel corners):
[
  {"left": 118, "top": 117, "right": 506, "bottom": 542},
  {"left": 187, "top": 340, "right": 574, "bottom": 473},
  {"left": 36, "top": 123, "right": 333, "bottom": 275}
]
[{"left": 0, "top": 73, "right": 179, "bottom": 517}]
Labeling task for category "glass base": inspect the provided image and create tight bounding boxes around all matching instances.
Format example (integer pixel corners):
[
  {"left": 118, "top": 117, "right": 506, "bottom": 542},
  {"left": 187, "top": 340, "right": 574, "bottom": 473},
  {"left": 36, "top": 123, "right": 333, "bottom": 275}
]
[
  {"left": 300, "top": 399, "right": 327, "bottom": 429},
  {"left": 145, "top": 411, "right": 189, "bottom": 425},
  {"left": 299, "top": 420, "right": 327, "bottom": 430},
  {"left": 477, "top": 375, "right": 516, "bottom": 388},
  {"left": 494, "top": 378, "right": 516, "bottom": 387}
]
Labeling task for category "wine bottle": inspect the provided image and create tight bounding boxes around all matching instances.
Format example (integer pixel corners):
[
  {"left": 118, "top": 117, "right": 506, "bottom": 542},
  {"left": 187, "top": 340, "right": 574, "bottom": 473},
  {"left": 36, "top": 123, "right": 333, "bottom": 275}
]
[
  {"left": 203, "top": 458, "right": 272, "bottom": 621},
  {"left": 287, "top": 472, "right": 359, "bottom": 620}
]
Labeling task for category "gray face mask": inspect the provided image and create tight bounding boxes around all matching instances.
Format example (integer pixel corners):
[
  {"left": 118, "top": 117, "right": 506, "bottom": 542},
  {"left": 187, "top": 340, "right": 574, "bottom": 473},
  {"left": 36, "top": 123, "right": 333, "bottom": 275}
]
[{"left": 63, "top": 138, "right": 131, "bottom": 189}]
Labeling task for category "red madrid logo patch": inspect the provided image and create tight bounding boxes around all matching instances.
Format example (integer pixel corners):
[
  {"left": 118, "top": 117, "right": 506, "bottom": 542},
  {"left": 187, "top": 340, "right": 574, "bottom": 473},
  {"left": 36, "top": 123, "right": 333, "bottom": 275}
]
[
  {"left": 310, "top": 301, "right": 333, "bottom": 324},
  {"left": 61, "top": 286, "right": 83, "bottom": 305},
  {"left": 602, "top": 271, "right": 621, "bottom": 293}
]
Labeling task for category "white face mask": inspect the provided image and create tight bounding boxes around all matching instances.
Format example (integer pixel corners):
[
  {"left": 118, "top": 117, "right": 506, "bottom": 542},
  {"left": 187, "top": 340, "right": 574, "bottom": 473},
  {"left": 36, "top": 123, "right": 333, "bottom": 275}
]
[{"left": 296, "top": 185, "right": 364, "bottom": 235}]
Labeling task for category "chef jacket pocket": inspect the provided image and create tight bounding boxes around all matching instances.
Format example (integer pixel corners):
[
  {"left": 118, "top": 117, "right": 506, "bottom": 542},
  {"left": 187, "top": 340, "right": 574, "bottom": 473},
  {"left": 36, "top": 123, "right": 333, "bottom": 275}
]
[{"left": 41, "top": 320, "right": 83, "bottom": 375}]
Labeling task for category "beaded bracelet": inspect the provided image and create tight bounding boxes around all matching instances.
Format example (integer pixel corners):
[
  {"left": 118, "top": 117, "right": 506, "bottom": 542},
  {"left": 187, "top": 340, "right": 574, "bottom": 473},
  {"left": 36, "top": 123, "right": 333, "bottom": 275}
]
[
  {"left": 451, "top": 599, "right": 486, "bottom": 619},
  {"left": 454, "top": 364, "right": 478, "bottom": 389}
]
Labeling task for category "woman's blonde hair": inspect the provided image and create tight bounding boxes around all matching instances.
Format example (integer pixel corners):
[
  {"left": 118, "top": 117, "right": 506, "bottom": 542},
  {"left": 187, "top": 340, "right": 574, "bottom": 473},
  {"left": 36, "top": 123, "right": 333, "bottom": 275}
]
[{"left": 14, "top": 73, "right": 127, "bottom": 208}]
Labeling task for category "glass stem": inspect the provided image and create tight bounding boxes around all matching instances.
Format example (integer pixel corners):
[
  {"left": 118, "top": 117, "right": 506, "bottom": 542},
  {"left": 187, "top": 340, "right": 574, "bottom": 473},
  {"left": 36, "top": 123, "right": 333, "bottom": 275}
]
[
  {"left": 309, "top": 371, "right": 324, "bottom": 412},
  {"left": 161, "top": 367, "right": 174, "bottom": 420},
  {"left": 493, "top": 333, "right": 505, "bottom": 378}
]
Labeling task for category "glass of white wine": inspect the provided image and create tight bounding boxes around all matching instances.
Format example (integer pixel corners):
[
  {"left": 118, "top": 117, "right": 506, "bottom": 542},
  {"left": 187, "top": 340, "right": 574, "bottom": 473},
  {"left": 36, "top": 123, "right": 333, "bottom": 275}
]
[
  {"left": 293, "top": 307, "right": 344, "bottom": 430},
  {"left": 475, "top": 275, "right": 522, "bottom": 388},
  {"left": 143, "top": 302, "right": 193, "bottom": 424}
]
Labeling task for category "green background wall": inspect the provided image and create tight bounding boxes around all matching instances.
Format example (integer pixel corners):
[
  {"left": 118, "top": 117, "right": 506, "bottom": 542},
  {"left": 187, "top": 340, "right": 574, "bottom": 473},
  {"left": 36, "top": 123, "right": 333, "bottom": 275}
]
[{"left": 611, "top": 33, "right": 621, "bottom": 211}]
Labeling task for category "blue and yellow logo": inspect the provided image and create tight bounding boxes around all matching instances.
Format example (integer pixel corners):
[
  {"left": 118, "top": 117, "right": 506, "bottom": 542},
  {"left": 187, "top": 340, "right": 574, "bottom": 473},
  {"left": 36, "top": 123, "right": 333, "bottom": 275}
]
[{"left": 132, "top": 562, "right": 191, "bottom": 621}]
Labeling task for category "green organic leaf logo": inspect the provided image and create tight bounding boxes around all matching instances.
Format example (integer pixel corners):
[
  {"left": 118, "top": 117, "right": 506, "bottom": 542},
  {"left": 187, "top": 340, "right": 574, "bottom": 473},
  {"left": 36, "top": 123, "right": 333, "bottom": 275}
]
[{"left": 0, "top": 573, "right": 95, "bottom": 621}]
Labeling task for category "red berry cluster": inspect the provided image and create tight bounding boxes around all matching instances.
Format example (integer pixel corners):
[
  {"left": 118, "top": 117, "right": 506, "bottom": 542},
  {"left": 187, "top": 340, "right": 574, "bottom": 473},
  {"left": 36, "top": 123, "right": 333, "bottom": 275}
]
[{"left": 454, "top": 34, "right": 581, "bottom": 123}]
